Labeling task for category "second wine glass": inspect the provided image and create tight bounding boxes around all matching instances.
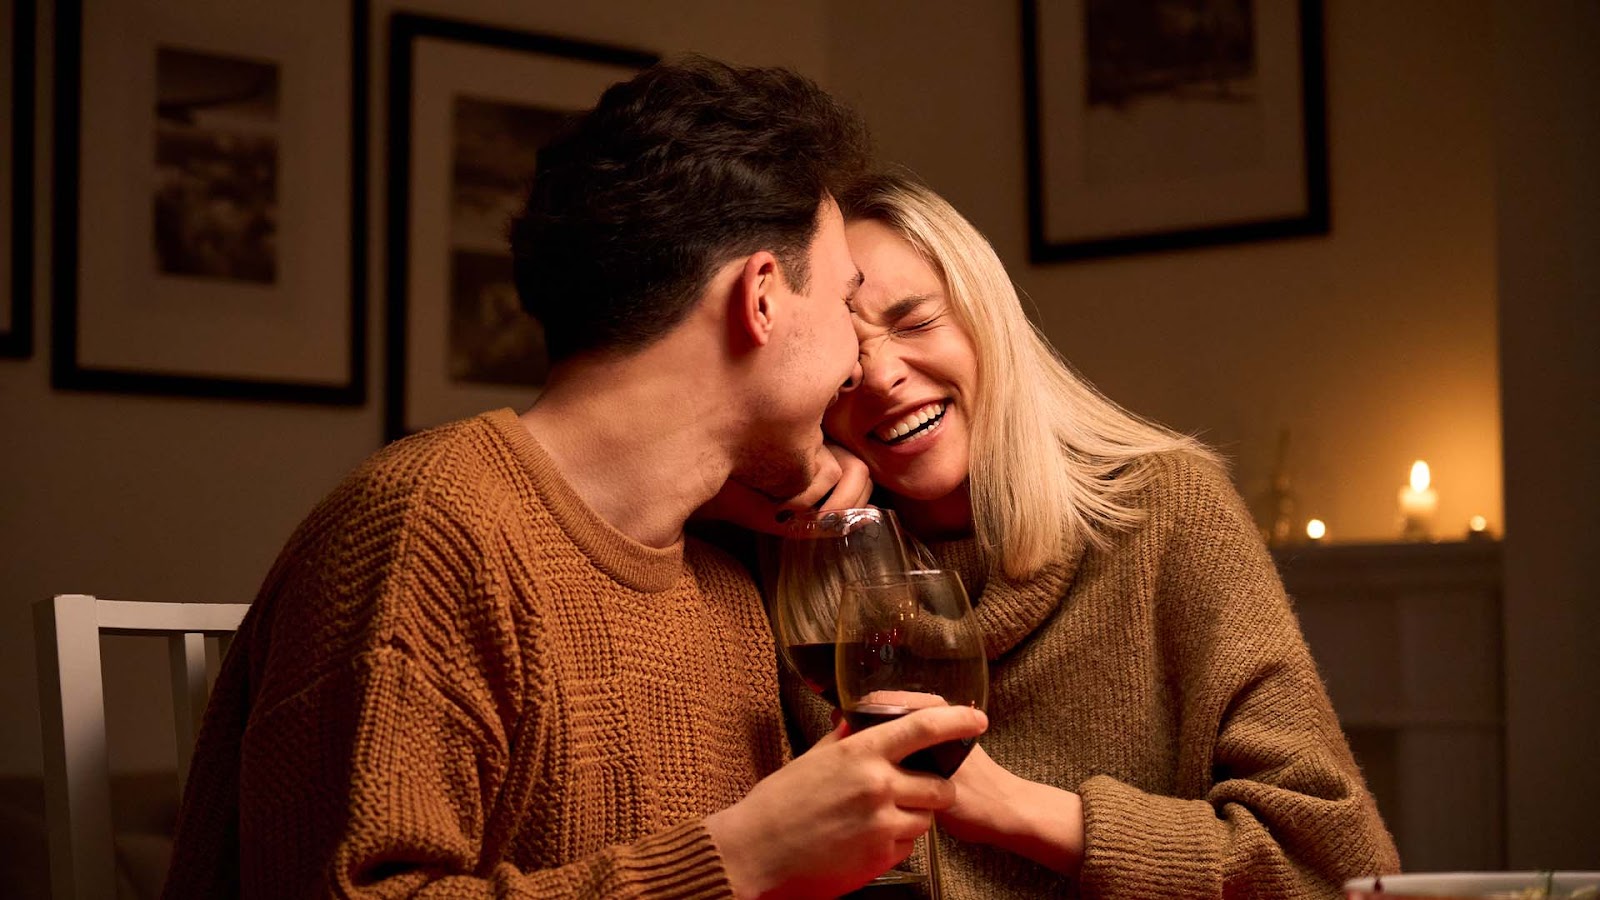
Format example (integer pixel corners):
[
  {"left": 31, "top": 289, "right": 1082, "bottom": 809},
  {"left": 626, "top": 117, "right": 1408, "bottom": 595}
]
[
  {"left": 836, "top": 568, "right": 987, "bottom": 898},
  {"left": 835, "top": 568, "right": 989, "bottom": 775}
]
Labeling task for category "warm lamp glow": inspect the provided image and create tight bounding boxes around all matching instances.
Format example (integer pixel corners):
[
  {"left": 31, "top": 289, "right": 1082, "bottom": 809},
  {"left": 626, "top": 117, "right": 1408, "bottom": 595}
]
[
  {"left": 1306, "top": 519, "right": 1327, "bottom": 541},
  {"left": 1469, "top": 515, "right": 1488, "bottom": 533},
  {"left": 1409, "top": 460, "right": 1432, "bottom": 493}
]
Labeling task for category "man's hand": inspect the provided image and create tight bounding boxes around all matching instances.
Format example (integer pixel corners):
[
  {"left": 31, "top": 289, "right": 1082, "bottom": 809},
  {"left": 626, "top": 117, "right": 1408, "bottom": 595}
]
[
  {"left": 705, "top": 705, "right": 987, "bottom": 898},
  {"left": 936, "top": 744, "right": 1085, "bottom": 877},
  {"left": 694, "top": 444, "right": 874, "bottom": 536}
]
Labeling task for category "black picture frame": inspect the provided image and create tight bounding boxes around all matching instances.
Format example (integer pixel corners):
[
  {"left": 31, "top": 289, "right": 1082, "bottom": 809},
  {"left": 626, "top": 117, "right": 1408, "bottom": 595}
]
[
  {"left": 2, "top": 0, "right": 36, "bottom": 358},
  {"left": 1022, "top": 0, "right": 1329, "bottom": 262},
  {"left": 51, "top": 0, "right": 369, "bottom": 403},
  {"left": 385, "top": 13, "right": 657, "bottom": 442}
]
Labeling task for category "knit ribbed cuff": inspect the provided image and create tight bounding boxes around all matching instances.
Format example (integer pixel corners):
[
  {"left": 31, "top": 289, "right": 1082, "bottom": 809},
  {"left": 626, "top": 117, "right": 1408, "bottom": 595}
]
[
  {"left": 612, "top": 819, "right": 735, "bottom": 899},
  {"left": 1078, "top": 774, "right": 1225, "bottom": 899}
]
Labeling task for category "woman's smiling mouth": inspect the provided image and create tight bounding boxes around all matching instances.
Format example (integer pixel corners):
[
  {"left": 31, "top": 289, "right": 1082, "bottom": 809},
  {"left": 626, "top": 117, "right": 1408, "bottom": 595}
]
[{"left": 873, "top": 401, "right": 949, "bottom": 445}]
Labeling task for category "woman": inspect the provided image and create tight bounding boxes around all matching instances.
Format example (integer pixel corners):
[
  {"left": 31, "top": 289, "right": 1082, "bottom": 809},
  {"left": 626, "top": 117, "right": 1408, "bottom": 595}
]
[{"left": 795, "top": 171, "right": 1400, "bottom": 898}]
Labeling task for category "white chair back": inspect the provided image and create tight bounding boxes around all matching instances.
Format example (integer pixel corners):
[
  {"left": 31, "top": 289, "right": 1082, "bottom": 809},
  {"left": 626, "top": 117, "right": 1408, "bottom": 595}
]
[{"left": 33, "top": 594, "right": 249, "bottom": 900}]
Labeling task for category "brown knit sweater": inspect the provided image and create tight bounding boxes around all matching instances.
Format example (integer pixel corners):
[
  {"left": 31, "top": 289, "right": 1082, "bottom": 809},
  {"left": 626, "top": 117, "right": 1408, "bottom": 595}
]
[
  {"left": 164, "top": 409, "right": 788, "bottom": 898},
  {"left": 790, "top": 452, "right": 1401, "bottom": 898}
]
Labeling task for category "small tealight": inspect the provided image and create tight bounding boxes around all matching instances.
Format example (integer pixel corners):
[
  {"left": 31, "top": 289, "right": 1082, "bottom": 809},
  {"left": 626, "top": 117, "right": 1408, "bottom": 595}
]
[
  {"left": 1398, "top": 460, "right": 1438, "bottom": 541},
  {"left": 1306, "top": 519, "right": 1327, "bottom": 542},
  {"left": 1467, "top": 515, "right": 1492, "bottom": 540}
]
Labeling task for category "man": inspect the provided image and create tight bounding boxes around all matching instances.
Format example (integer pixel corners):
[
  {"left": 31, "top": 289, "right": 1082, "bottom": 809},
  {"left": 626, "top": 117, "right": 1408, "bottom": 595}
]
[{"left": 162, "top": 57, "right": 985, "bottom": 898}]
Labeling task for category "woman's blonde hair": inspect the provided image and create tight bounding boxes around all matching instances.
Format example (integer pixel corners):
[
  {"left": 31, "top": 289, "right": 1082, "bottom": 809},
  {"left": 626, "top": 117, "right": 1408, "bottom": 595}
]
[{"left": 840, "top": 171, "right": 1217, "bottom": 580}]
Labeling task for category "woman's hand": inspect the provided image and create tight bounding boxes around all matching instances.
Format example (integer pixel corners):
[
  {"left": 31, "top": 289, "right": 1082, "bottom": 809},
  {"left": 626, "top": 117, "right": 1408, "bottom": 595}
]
[
  {"left": 693, "top": 443, "right": 875, "bottom": 536},
  {"left": 937, "top": 744, "right": 1085, "bottom": 877},
  {"left": 815, "top": 442, "right": 875, "bottom": 509}
]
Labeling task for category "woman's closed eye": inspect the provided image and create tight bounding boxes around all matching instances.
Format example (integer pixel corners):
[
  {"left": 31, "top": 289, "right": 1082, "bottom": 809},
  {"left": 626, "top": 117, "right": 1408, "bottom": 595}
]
[
  {"left": 895, "top": 313, "right": 943, "bottom": 335},
  {"left": 857, "top": 317, "right": 938, "bottom": 353}
]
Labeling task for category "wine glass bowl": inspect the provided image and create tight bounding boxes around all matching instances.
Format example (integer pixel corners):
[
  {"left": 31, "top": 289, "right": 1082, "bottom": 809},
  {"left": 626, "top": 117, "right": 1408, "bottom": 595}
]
[
  {"left": 835, "top": 569, "right": 988, "bottom": 777},
  {"left": 773, "top": 508, "right": 920, "bottom": 707}
]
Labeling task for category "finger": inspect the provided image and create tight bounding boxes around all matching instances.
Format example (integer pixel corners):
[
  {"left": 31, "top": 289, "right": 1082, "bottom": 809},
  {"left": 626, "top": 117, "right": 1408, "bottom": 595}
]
[
  {"left": 850, "top": 706, "right": 987, "bottom": 764},
  {"left": 807, "top": 484, "right": 839, "bottom": 512},
  {"left": 885, "top": 808, "right": 937, "bottom": 843},
  {"left": 819, "top": 451, "right": 873, "bottom": 510},
  {"left": 889, "top": 838, "right": 920, "bottom": 867},
  {"left": 888, "top": 770, "right": 958, "bottom": 811},
  {"left": 694, "top": 479, "right": 790, "bottom": 535},
  {"left": 774, "top": 447, "right": 844, "bottom": 516}
]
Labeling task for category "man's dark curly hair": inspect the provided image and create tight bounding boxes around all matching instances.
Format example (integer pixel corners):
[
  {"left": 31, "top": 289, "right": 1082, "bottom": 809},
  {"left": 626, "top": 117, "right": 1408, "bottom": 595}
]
[{"left": 510, "top": 55, "right": 871, "bottom": 363}]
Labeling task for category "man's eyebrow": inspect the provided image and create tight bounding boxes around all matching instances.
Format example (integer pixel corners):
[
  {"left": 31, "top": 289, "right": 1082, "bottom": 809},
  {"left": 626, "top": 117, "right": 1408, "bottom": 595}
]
[{"left": 845, "top": 270, "right": 864, "bottom": 299}]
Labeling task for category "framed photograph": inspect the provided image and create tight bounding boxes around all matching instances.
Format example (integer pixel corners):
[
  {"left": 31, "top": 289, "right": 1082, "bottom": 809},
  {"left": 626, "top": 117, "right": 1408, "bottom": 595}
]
[
  {"left": 385, "top": 14, "right": 656, "bottom": 441},
  {"left": 1022, "top": 0, "right": 1328, "bottom": 262},
  {"left": 2, "top": 0, "right": 36, "bottom": 358},
  {"left": 52, "top": 0, "right": 368, "bottom": 403}
]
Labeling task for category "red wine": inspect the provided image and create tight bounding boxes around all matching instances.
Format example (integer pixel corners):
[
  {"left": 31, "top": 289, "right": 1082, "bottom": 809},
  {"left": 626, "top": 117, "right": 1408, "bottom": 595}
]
[
  {"left": 786, "top": 641, "right": 839, "bottom": 707},
  {"left": 843, "top": 704, "right": 976, "bottom": 777}
]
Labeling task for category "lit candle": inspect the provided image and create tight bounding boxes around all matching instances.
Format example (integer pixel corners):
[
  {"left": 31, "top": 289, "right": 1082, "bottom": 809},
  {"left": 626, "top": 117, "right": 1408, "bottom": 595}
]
[
  {"left": 1398, "top": 460, "right": 1438, "bottom": 541},
  {"left": 1306, "top": 519, "right": 1327, "bottom": 542},
  {"left": 1467, "top": 514, "right": 1491, "bottom": 541}
]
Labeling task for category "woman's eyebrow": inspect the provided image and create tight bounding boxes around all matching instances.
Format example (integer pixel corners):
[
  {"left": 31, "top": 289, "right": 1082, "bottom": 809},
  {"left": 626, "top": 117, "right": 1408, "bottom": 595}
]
[{"left": 880, "top": 295, "right": 932, "bottom": 323}]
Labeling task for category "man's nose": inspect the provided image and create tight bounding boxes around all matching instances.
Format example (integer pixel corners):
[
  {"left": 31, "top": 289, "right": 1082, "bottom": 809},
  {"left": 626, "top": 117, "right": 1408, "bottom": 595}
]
[{"left": 839, "top": 357, "right": 865, "bottom": 393}]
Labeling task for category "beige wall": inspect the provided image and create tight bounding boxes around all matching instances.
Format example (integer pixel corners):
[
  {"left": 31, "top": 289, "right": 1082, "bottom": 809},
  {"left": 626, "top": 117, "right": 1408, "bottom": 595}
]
[{"left": 829, "top": 0, "right": 1502, "bottom": 545}]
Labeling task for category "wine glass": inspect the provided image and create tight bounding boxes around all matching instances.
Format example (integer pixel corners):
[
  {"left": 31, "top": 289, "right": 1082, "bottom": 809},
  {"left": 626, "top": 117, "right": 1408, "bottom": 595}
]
[
  {"left": 772, "top": 508, "right": 932, "bottom": 891},
  {"left": 772, "top": 507, "right": 921, "bottom": 708},
  {"left": 836, "top": 568, "right": 989, "bottom": 898}
]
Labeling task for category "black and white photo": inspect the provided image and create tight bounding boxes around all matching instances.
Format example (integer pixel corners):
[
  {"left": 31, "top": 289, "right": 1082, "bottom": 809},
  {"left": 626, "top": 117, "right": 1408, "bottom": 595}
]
[
  {"left": 52, "top": 0, "right": 366, "bottom": 403},
  {"left": 2, "top": 0, "right": 36, "bottom": 359},
  {"left": 446, "top": 95, "right": 564, "bottom": 387},
  {"left": 1083, "top": 0, "right": 1260, "bottom": 185},
  {"left": 153, "top": 46, "right": 280, "bottom": 284},
  {"left": 386, "top": 13, "right": 656, "bottom": 440},
  {"left": 1023, "top": 0, "right": 1328, "bottom": 261}
]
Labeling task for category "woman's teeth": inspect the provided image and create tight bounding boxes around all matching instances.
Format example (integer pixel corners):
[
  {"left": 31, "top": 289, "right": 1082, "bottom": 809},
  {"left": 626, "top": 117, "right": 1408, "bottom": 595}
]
[{"left": 877, "top": 402, "right": 947, "bottom": 444}]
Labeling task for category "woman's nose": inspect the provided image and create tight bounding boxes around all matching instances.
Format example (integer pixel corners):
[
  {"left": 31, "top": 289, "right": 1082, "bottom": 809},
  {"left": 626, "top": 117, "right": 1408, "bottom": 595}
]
[{"left": 858, "top": 343, "right": 907, "bottom": 394}]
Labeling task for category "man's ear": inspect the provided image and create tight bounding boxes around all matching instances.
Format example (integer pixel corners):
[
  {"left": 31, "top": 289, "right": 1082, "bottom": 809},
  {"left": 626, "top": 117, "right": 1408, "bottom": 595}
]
[{"left": 732, "top": 250, "right": 781, "bottom": 348}]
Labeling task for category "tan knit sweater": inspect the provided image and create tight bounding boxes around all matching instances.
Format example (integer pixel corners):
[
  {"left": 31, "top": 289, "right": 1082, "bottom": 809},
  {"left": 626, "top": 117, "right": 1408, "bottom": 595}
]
[
  {"left": 790, "top": 452, "right": 1401, "bottom": 898},
  {"left": 164, "top": 409, "right": 787, "bottom": 898}
]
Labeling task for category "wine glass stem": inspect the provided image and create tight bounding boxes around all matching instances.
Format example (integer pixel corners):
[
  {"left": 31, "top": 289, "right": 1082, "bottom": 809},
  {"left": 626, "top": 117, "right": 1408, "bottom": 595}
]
[{"left": 925, "top": 820, "right": 944, "bottom": 899}]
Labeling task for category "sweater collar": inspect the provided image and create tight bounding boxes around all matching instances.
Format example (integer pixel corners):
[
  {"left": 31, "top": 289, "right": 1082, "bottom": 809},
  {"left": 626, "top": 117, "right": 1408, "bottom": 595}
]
[
  {"left": 484, "top": 408, "right": 686, "bottom": 594},
  {"left": 924, "top": 533, "right": 1085, "bottom": 660}
]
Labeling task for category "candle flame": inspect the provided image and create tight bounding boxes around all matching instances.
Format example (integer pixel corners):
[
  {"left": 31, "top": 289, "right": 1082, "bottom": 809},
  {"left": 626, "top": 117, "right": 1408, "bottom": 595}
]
[
  {"left": 1306, "top": 519, "right": 1327, "bottom": 540},
  {"left": 1469, "top": 515, "right": 1488, "bottom": 532},
  {"left": 1409, "top": 460, "right": 1431, "bottom": 492}
]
